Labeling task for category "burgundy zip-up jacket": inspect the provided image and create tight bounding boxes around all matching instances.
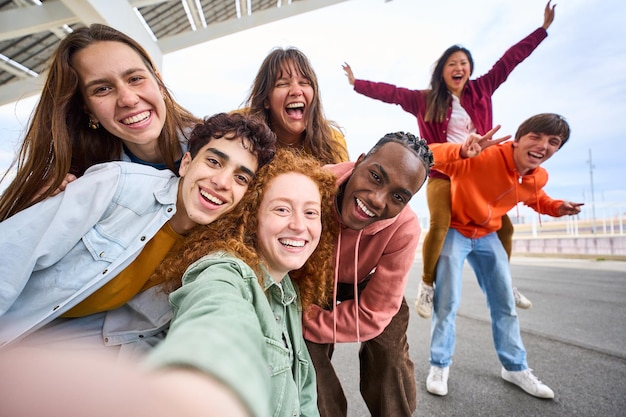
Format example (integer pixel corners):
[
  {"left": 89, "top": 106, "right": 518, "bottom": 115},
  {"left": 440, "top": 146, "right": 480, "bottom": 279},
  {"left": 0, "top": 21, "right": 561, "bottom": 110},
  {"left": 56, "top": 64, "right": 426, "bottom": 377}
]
[{"left": 353, "top": 27, "right": 548, "bottom": 178}]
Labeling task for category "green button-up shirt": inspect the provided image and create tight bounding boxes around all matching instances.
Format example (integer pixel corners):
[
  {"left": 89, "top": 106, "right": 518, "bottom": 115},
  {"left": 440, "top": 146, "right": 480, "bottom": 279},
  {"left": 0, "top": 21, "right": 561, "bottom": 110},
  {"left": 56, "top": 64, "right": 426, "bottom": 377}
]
[{"left": 145, "top": 252, "right": 319, "bottom": 417}]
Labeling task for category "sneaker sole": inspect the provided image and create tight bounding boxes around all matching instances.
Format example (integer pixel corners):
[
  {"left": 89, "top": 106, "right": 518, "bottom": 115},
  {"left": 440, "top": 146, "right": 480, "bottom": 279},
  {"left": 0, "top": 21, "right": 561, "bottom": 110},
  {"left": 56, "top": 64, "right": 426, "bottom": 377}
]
[
  {"left": 426, "top": 385, "right": 448, "bottom": 396},
  {"left": 414, "top": 296, "right": 433, "bottom": 318},
  {"left": 501, "top": 372, "right": 554, "bottom": 399},
  {"left": 416, "top": 306, "right": 432, "bottom": 318}
]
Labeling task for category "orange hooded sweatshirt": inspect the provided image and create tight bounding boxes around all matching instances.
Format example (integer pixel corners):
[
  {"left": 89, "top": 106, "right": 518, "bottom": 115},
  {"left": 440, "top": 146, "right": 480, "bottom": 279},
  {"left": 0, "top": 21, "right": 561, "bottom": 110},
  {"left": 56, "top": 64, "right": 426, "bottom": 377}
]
[
  {"left": 431, "top": 141, "right": 564, "bottom": 239},
  {"left": 303, "top": 162, "right": 420, "bottom": 344}
]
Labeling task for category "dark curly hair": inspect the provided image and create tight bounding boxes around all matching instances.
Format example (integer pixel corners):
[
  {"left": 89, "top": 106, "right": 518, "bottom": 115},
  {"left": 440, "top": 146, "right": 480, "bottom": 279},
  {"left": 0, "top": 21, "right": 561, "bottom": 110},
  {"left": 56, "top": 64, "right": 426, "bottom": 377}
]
[
  {"left": 188, "top": 112, "right": 276, "bottom": 168},
  {"left": 155, "top": 149, "right": 339, "bottom": 310}
]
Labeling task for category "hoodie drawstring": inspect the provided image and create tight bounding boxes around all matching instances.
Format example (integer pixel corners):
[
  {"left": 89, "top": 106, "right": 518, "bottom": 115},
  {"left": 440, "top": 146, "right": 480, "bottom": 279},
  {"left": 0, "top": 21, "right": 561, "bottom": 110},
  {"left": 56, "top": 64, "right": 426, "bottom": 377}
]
[
  {"left": 331, "top": 228, "right": 364, "bottom": 344},
  {"left": 515, "top": 174, "right": 543, "bottom": 227},
  {"left": 352, "top": 229, "right": 363, "bottom": 343},
  {"left": 533, "top": 176, "right": 543, "bottom": 227},
  {"left": 332, "top": 233, "right": 341, "bottom": 345},
  {"left": 515, "top": 175, "right": 521, "bottom": 221}
]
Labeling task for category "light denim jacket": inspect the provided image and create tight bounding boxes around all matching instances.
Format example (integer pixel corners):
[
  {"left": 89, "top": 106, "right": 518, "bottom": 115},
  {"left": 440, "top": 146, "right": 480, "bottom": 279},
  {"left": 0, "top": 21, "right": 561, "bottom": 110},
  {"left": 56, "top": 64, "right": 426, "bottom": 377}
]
[
  {"left": 145, "top": 252, "right": 320, "bottom": 417},
  {"left": 0, "top": 162, "right": 179, "bottom": 352}
]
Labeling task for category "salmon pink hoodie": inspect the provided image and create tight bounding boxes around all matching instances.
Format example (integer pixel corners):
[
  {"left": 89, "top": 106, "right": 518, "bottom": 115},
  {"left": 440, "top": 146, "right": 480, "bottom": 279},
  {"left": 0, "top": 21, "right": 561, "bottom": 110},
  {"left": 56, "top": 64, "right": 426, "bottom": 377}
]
[{"left": 303, "top": 162, "right": 420, "bottom": 343}]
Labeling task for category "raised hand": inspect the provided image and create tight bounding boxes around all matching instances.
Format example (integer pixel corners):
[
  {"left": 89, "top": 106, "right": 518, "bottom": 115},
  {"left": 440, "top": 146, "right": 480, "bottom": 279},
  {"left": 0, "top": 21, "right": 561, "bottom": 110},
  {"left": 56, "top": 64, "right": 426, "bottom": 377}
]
[
  {"left": 460, "top": 125, "right": 512, "bottom": 158},
  {"left": 342, "top": 62, "right": 356, "bottom": 86},
  {"left": 542, "top": 0, "right": 556, "bottom": 30}
]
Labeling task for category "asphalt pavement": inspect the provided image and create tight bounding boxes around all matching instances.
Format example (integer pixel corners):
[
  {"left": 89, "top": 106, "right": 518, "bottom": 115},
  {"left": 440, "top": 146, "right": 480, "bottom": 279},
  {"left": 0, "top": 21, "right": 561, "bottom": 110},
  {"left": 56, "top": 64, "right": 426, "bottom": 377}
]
[{"left": 330, "top": 256, "right": 626, "bottom": 416}]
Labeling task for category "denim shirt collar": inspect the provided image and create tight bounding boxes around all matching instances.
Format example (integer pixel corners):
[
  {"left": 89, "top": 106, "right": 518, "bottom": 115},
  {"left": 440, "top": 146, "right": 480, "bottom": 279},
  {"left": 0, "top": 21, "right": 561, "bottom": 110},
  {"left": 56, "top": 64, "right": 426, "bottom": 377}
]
[{"left": 261, "top": 268, "right": 297, "bottom": 307}]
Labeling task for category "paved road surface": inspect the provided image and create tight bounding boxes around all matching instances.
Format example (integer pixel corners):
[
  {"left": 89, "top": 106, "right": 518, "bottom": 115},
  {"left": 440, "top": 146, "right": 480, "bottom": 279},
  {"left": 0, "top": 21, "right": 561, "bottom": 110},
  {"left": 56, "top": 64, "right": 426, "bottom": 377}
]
[{"left": 330, "top": 256, "right": 626, "bottom": 416}]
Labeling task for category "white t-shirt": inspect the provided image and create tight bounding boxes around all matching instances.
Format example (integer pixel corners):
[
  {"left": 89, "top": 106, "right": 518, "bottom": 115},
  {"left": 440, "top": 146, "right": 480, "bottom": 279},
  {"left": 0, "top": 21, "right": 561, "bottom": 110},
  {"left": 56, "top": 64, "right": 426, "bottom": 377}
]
[{"left": 447, "top": 94, "right": 476, "bottom": 144}]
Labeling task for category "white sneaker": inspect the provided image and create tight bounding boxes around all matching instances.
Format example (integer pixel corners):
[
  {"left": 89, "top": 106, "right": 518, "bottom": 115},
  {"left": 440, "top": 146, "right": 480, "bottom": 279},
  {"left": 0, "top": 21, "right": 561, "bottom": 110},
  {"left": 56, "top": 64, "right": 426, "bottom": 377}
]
[
  {"left": 513, "top": 287, "right": 532, "bottom": 309},
  {"left": 426, "top": 365, "right": 449, "bottom": 396},
  {"left": 501, "top": 368, "right": 554, "bottom": 399},
  {"left": 415, "top": 282, "right": 434, "bottom": 318}
]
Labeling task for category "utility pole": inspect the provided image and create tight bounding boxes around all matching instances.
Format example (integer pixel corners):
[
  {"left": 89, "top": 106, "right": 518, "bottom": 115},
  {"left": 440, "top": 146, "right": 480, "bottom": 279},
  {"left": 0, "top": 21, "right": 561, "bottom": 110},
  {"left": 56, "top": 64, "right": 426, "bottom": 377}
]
[{"left": 587, "top": 149, "right": 596, "bottom": 234}]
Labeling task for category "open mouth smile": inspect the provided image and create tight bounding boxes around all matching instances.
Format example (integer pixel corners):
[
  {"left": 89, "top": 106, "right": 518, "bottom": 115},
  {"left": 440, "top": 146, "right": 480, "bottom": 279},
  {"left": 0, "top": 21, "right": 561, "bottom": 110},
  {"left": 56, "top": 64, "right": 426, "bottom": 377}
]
[
  {"left": 279, "top": 238, "right": 306, "bottom": 248},
  {"left": 121, "top": 110, "right": 151, "bottom": 125},
  {"left": 200, "top": 189, "right": 224, "bottom": 205},
  {"left": 285, "top": 102, "right": 305, "bottom": 118},
  {"left": 356, "top": 198, "right": 375, "bottom": 218}
]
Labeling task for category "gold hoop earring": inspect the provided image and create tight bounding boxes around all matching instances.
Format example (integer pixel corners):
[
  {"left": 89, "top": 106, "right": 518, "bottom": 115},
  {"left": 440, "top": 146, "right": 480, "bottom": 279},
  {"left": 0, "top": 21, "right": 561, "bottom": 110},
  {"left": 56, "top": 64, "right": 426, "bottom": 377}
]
[{"left": 88, "top": 118, "right": 100, "bottom": 130}]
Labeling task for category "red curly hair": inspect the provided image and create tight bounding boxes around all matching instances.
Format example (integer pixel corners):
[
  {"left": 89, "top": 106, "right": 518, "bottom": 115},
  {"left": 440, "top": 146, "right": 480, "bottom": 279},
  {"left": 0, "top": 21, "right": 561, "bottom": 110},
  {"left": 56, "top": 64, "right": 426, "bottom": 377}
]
[{"left": 155, "top": 149, "right": 338, "bottom": 309}]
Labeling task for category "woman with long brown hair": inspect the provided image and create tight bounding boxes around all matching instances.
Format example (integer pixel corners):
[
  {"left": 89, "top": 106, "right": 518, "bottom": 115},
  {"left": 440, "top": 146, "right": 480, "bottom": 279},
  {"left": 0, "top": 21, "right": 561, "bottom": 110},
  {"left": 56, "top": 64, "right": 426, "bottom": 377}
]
[
  {"left": 241, "top": 47, "right": 349, "bottom": 165},
  {"left": 0, "top": 23, "right": 200, "bottom": 221}
]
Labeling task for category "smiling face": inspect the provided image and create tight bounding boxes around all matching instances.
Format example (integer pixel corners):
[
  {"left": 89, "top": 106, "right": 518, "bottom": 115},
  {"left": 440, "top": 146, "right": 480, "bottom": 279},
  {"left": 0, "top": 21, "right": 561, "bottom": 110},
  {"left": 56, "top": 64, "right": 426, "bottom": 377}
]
[
  {"left": 72, "top": 41, "right": 168, "bottom": 162},
  {"left": 173, "top": 136, "right": 259, "bottom": 234},
  {"left": 442, "top": 51, "right": 471, "bottom": 96},
  {"left": 340, "top": 142, "right": 426, "bottom": 230},
  {"left": 265, "top": 60, "right": 314, "bottom": 145},
  {"left": 256, "top": 173, "right": 322, "bottom": 282},
  {"left": 513, "top": 132, "right": 563, "bottom": 175}
]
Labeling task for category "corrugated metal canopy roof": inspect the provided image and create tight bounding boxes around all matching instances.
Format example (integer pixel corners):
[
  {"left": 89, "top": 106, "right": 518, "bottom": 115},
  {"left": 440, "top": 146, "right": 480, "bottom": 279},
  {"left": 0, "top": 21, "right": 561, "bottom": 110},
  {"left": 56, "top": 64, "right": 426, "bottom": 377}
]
[{"left": 0, "top": 0, "right": 348, "bottom": 106}]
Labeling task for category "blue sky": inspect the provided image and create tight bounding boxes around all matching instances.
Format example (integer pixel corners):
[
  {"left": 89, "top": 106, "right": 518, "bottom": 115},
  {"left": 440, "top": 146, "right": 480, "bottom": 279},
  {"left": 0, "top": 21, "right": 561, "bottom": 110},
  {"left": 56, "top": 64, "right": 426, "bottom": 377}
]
[{"left": 1, "top": 0, "right": 625, "bottom": 222}]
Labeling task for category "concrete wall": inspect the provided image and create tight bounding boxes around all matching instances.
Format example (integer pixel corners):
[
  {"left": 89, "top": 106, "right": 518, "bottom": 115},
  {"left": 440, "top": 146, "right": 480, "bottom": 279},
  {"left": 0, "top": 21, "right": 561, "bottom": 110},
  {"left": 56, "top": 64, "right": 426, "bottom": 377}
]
[{"left": 512, "top": 235, "right": 626, "bottom": 260}]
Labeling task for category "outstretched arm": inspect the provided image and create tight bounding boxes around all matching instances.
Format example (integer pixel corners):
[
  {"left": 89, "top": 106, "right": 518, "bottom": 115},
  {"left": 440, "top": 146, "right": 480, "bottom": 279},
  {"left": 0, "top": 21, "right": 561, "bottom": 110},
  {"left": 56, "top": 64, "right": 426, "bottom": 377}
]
[
  {"left": 0, "top": 348, "right": 250, "bottom": 417},
  {"left": 342, "top": 62, "right": 356, "bottom": 86},
  {"left": 460, "top": 125, "right": 512, "bottom": 158},
  {"left": 542, "top": 0, "right": 556, "bottom": 30}
]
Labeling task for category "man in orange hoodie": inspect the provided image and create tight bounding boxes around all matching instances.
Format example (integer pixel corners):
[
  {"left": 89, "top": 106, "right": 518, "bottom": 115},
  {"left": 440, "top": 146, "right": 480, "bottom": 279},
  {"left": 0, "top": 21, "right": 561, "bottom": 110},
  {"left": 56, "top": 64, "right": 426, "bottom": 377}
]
[
  {"left": 425, "top": 113, "right": 583, "bottom": 399},
  {"left": 303, "top": 132, "right": 433, "bottom": 417}
]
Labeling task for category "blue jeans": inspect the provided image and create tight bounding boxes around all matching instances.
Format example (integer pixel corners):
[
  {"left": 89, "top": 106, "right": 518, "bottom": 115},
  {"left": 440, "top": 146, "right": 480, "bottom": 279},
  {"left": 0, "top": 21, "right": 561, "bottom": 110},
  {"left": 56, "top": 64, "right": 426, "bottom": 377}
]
[{"left": 429, "top": 229, "right": 528, "bottom": 372}]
